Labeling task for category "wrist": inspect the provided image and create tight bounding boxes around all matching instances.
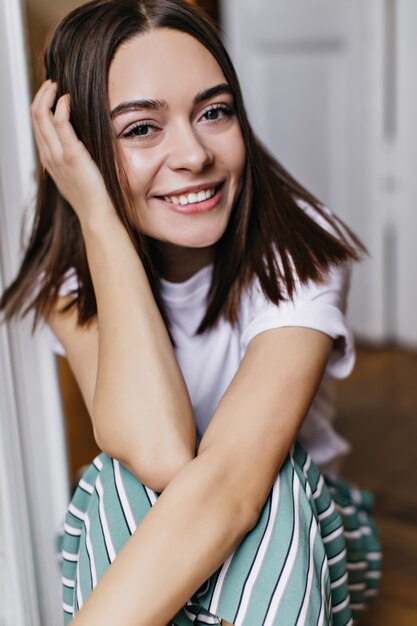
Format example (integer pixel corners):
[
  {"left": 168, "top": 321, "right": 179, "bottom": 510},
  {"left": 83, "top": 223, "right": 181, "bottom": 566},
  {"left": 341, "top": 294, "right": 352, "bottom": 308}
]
[
  {"left": 79, "top": 206, "right": 124, "bottom": 239},
  {"left": 79, "top": 209, "right": 145, "bottom": 279}
]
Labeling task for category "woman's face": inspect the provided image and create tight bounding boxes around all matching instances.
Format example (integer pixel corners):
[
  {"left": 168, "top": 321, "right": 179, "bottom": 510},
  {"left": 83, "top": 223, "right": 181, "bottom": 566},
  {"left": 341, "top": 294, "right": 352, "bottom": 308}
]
[{"left": 108, "top": 28, "right": 246, "bottom": 254}]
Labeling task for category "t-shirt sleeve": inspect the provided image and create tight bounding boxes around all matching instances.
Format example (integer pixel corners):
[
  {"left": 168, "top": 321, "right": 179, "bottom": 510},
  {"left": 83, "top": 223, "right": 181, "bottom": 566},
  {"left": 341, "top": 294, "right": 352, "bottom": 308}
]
[
  {"left": 39, "top": 268, "right": 79, "bottom": 357},
  {"left": 240, "top": 260, "right": 355, "bottom": 379},
  {"left": 43, "top": 323, "right": 67, "bottom": 356}
]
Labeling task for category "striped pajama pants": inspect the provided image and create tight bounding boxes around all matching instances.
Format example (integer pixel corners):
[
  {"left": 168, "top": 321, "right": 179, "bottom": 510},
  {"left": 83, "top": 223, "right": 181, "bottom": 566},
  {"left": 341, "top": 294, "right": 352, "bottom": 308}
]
[{"left": 60, "top": 443, "right": 381, "bottom": 626}]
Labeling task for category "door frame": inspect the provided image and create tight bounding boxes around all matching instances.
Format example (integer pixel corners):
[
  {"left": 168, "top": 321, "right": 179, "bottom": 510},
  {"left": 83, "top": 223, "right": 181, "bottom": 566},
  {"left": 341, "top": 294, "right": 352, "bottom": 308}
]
[{"left": 0, "top": 1, "right": 69, "bottom": 624}]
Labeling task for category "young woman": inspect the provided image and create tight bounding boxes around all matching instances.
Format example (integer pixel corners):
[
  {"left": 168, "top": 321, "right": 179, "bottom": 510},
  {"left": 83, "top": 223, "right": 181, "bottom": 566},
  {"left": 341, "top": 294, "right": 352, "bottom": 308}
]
[{"left": 1, "top": 1, "right": 381, "bottom": 624}]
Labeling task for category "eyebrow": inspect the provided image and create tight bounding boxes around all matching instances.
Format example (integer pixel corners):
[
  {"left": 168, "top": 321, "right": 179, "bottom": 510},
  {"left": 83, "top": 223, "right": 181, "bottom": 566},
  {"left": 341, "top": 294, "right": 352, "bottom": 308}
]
[{"left": 110, "top": 83, "right": 233, "bottom": 119}]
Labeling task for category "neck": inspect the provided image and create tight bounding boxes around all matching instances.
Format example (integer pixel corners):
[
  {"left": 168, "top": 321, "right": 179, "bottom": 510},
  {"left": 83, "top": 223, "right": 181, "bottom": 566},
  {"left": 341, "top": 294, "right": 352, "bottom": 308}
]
[{"left": 150, "top": 241, "right": 216, "bottom": 283}]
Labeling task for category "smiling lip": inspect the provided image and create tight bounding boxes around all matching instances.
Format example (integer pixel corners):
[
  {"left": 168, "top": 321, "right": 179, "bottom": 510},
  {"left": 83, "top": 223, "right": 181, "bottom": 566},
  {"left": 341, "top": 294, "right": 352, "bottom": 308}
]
[
  {"left": 158, "top": 180, "right": 224, "bottom": 197},
  {"left": 158, "top": 182, "right": 225, "bottom": 215}
]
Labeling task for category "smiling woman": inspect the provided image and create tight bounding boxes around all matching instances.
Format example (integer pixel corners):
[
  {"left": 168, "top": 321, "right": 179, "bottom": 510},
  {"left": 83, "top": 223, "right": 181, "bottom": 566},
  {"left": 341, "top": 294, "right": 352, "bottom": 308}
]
[
  {"left": 107, "top": 30, "right": 245, "bottom": 261},
  {"left": 0, "top": 1, "right": 380, "bottom": 625}
]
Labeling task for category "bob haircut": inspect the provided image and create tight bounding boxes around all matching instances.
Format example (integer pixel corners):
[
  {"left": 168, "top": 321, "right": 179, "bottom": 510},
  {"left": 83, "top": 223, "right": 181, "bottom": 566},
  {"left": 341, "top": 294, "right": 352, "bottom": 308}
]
[{"left": 1, "top": 0, "right": 364, "bottom": 333}]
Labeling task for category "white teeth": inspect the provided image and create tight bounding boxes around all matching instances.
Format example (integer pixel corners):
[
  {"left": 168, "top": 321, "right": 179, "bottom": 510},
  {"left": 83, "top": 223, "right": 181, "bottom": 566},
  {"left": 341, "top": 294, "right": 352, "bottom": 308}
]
[{"left": 165, "top": 186, "right": 217, "bottom": 206}]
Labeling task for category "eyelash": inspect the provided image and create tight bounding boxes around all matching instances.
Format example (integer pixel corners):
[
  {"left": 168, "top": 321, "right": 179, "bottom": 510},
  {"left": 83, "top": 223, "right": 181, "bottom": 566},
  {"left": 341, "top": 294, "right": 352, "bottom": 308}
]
[
  {"left": 201, "top": 103, "right": 235, "bottom": 122},
  {"left": 121, "top": 121, "right": 159, "bottom": 139},
  {"left": 120, "top": 103, "right": 236, "bottom": 139}
]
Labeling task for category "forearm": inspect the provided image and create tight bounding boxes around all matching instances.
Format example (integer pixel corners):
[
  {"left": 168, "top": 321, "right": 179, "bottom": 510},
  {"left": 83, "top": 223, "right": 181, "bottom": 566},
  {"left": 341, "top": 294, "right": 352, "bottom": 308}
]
[
  {"left": 80, "top": 213, "right": 196, "bottom": 488},
  {"left": 70, "top": 450, "right": 254, "bottom": 626}
]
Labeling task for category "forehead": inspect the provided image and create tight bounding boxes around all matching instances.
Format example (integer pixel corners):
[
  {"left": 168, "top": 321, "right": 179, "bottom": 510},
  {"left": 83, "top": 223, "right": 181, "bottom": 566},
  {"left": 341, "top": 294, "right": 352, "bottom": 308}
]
[{"left": 108, "top": 28, "right": 227, "bottom": 108}]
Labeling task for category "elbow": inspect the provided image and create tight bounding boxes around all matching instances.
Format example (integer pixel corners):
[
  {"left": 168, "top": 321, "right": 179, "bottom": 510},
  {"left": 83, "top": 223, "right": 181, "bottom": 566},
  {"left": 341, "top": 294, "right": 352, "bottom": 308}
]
[
  {"left": 126, "top": 454, "right": 195, "bottom": 493},
  {"left": 94, "top": 430, "right": 194, "bottom": 493}
]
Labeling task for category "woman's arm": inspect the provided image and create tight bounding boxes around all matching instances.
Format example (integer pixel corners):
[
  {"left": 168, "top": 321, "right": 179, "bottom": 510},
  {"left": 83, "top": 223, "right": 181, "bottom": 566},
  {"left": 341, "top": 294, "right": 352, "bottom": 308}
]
[
  {"left": 83, "top": 214, "right": 196, "bottom": 490},
  {"left": 49, "top": 215, "right": 196, "bottom": 492},
  {"left": 32, "top": 81, "right": 196, "bottom": 491},
  {"left": 68, "top": 326, "right": 332, "bottom": 626}
]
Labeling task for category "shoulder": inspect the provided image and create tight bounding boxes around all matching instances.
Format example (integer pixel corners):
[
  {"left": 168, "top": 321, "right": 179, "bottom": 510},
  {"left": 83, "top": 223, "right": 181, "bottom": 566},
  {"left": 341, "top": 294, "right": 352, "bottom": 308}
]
[
  {"left": 39, "top": 270, "right": 98, "bottom": 415},
  {"left": 239, "top": 203, "right": 354, "bottom": 378}
]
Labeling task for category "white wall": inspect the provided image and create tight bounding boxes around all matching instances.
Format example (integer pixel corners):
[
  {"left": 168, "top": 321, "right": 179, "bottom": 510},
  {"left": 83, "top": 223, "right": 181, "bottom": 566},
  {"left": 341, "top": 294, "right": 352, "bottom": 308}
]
[{"left": 0, "top": 1, "right": 69, "bottom": 624}]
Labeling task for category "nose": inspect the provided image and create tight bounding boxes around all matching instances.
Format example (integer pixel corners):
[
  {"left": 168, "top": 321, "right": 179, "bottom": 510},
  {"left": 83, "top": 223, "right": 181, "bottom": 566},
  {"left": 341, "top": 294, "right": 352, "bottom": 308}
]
[{"left": 166, "top": 120, "right": 214, "bottom": 172}]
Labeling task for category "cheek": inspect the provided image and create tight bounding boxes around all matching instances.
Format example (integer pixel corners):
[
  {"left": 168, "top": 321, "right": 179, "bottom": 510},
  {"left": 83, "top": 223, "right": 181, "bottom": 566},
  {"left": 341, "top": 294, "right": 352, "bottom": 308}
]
[
  {"left": 221, "top": 128, "right": 246, "bottom": 179},
  {"left": 226, "top": 132, "right": 246, "bottom": 201},
  {"left": 119, "top": 147, "right": 160, "bottom": 195}
]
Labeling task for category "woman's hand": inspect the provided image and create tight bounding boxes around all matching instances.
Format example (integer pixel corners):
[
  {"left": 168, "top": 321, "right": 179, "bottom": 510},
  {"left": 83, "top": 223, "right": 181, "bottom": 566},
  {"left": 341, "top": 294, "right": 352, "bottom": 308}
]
[{"left": 30, "top": 80, "right": 115, "bottom": 225}]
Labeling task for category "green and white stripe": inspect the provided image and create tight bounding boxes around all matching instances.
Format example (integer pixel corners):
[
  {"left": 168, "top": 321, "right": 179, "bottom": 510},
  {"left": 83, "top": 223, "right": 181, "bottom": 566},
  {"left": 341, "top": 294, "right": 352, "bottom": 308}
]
[{"left": 60, "top": 443, "right": 381, "bottom": 626}]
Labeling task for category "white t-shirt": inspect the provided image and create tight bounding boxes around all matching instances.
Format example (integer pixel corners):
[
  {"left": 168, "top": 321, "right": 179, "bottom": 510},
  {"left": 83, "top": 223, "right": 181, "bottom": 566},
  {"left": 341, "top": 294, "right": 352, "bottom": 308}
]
[
  {"left": 159, "top": 262, "right": 354, "bottom": 474},
  {"left": 44, "top": 207, "right": 355, "bottom": 475}
]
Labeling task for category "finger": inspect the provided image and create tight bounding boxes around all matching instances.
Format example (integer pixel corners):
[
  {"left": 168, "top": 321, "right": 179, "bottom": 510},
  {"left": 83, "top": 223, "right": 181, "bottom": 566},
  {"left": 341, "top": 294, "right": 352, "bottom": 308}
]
[
  {"left": 30, "top": 79, "right": 57, "bottom": 127},
  {"left": 53, "top": 94, "right": 82, "bottom": 152},
  {"left": 30, "top": 79, "right": 53, "bottom": 112},
  {"left": 31, "top": 108, "right": 53, "bottom": 169},
  {"left": 30, "top": 80, "right": 55, "bottom": 161},
  {"left": 53, "top": 94, "right": 96, "bottom": 168},
  {"left": 30, "top": 81, "right": 64, "bottom": 165}
]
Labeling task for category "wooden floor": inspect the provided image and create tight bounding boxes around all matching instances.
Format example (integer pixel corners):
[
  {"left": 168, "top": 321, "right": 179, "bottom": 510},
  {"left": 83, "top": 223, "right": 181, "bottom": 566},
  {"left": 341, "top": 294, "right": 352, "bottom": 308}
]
[
  {"left": 58, "top": 344, "right": 417, "bottom": 625},
  {"left": 335, "top": 346, "right": 417, "bottom": 626}
]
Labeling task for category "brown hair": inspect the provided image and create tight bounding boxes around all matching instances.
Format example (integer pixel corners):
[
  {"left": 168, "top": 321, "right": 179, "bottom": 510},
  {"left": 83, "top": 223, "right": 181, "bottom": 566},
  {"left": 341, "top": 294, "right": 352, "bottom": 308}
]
[{"left": 0, "top": 0, "right": 365, "bottom": 333}]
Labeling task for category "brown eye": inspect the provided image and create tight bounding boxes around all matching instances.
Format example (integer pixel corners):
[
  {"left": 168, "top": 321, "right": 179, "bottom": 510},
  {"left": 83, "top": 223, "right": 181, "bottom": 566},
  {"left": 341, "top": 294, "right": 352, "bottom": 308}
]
[{"left": 121, "top": 122, "right": 159, "bottom": 139}]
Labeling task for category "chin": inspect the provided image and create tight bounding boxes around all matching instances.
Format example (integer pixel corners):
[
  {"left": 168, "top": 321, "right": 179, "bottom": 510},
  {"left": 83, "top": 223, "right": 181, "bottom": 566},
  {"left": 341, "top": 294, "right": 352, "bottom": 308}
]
[
  {"left": 175, "top": 233, "right": 224, "bottom": 249},
  {"left": 164, "top": 223, "right": 228, "bottom": 249}
]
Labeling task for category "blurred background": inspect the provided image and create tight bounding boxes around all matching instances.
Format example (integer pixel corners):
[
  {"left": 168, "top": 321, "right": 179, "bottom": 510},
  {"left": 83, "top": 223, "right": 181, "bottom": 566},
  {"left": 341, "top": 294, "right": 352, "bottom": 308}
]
[{"left": 0, "top": 1, "right": 416, "bottom": 625}]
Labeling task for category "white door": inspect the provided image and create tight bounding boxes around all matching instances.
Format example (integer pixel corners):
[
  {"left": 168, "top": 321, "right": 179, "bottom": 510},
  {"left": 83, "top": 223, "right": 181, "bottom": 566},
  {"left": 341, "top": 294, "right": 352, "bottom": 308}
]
[
  {"left": 396, "top": 0, "right": 417, "bottom": 346},
  {"left": 222, "top": 0, "right": 417, "bottom": 347}
]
